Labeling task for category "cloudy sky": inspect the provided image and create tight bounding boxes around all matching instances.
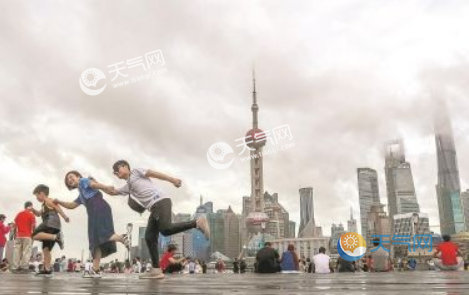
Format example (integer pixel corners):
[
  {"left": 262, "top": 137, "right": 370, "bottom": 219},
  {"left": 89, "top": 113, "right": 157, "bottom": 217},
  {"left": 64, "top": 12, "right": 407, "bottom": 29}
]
[{"left": 2, "top": 0, "right": 469, "bottom": 261}]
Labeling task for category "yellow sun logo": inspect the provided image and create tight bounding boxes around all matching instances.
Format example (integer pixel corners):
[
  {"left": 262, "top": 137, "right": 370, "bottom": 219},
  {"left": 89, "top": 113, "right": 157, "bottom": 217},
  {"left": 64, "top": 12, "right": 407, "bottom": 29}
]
[
  {"left": 342, "top": 234, "right": 358, "bottom": 250},
  {"left": 340, "top": 232, "right": 365, "bottom": 253}
]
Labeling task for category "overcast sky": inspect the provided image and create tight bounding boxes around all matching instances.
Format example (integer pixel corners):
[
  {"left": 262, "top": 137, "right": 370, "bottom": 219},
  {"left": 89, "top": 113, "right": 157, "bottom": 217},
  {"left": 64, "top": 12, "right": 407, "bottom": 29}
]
[{"left": 2, "top": 0, "right": 469, "bottom": 261}]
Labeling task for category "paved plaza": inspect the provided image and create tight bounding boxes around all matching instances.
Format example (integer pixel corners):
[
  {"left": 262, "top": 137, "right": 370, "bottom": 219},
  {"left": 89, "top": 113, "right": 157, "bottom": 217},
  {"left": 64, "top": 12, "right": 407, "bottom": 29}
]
[{"left": 1, "top": 271, "right": 469, "bottom": 295}]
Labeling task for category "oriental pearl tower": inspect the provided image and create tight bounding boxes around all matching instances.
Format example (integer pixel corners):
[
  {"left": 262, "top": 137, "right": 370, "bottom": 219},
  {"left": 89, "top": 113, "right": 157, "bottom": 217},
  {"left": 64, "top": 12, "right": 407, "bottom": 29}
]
[{"left": 245, "top": 71, "right": 270, "bottom": 237}]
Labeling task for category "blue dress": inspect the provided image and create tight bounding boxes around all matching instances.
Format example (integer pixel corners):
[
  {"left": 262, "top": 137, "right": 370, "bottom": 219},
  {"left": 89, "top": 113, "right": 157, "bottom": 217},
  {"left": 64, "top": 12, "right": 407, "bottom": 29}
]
[{"left": 75, "top": 178, "right": 117, "bottom": 258}]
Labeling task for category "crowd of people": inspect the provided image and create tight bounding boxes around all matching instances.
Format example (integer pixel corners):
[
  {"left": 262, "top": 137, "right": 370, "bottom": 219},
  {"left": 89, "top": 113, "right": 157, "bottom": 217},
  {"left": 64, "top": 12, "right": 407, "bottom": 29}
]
[
  {"left": 252, "top": 236, "right": 466, "bottom": 274},
  {"left": 0, "top": 160, "right": 210, "bottom": 279},
  {"left": 0, "top": 160, "right": 466, "bottom": 278}
]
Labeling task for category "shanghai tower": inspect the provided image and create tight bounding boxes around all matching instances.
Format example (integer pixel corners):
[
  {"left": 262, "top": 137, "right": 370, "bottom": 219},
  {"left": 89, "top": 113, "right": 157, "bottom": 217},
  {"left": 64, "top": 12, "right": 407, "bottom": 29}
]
[{"left": 435, "top": 100, "right": 464, "bottom": 234}]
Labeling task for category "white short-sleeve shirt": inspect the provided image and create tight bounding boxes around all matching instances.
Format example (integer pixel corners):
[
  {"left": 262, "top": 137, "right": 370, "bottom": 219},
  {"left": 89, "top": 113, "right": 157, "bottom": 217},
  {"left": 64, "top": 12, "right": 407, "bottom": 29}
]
[{"left": 117, "top": 168, "right": 168, "bottom": 209}]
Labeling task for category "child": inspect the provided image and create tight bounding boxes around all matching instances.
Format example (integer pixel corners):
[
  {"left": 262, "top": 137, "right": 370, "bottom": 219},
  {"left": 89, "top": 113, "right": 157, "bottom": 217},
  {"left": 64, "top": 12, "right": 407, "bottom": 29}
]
[
  {"left": 54, "top": 171, "right": 129, "bottom": 278},
  {"left": 31, "top": 184, "right": 69, "bottom": 277},
  {"left": 84, "top": 260, "right": 92, "bottom": 276},
  {"left": 109, "top": 160, "right": 210, "bottom": 279}
]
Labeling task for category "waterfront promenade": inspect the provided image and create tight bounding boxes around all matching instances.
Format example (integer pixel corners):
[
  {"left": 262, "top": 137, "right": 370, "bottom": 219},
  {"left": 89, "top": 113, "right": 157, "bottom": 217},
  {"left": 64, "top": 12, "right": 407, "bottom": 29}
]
[{"left": 1, "top": 271, "right": 469, "bottom": 294}]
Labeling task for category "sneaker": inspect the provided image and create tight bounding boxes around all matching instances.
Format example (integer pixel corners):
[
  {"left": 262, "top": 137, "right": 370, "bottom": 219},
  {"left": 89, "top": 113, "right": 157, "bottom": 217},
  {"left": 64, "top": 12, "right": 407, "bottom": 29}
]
[
  {"left": 139, "top": 268, "right": 165, "bottom": 279},
  {"left": 196, "top": 217, "right": 210, "bottom": 240},
  {"left": 83, "top": 268, "right": 102, "bottom": 278},
  {"left": 35, "top": 270, "right": 53, "bottom": 278},
  {"left": 56, "top": 231, "right": 65, "bottom": 250}
]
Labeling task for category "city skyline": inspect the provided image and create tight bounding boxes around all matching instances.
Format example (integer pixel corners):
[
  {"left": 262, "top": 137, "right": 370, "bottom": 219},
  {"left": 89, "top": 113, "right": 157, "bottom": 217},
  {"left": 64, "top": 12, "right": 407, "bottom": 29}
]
[{"left": 3, "top": 1, "right": 469, "bottom": 261}]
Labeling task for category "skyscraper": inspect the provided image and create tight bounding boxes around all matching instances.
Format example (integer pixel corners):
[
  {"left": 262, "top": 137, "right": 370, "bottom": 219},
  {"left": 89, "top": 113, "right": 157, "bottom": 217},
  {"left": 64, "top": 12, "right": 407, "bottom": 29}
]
[
  {"left": 368, "top": 203, "right": 391, "bottom": 242},
  {"left": 435, "top": 101, "right": 464, "bottom": 234},
  {"left": 331, "top": 223, "right": 345, "bottom": 238},
  {"left": 206, "top": 207, "right": 241, "bottom": 259},
  {"left": 170, "top": 213, "right": 192, "bottom": 257},
  {"left": 223, "top": 207, "right": 241, "bottom": 259},
  {"left": 184, "top": 200, "right": 211, "bottom": 262},
  {"left": 393, "top": 212, "right": 430, "bottom": 257},
  {"left": 460, "top": 189, "right": 469, "bottom": 231},
  {"left": 288, "top": 221, "right": 296, "bottom": 238},
  {"left": 207, "top": 211, "right": 225, "bottom": 257},
  {"left": 263, "top": 192, "right": 291, "bottom": 239},
  {"left": 384, "top": 139, "right": 420, "bottom": 220},
  {"left": 329, "top": 223, "right": 346, "bottom": 255},
  {"left": 357, "top": 168, "right": 381, "bottom": 244},
  {"left": 347, "top": 207, "right": 358, "bottom": 233},
  {"left": 298, "top": 187, "right": 315, "bottom": 238}
]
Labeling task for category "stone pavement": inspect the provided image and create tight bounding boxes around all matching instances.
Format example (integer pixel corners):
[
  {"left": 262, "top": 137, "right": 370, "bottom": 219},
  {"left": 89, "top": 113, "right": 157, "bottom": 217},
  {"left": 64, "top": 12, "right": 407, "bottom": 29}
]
[{"left": 1, "top": 271, "right": 468, "bottom": 294}]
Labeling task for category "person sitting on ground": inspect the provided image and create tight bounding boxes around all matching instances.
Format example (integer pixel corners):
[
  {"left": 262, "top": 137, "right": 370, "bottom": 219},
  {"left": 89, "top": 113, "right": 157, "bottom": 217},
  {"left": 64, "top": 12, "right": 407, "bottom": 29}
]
[
  {"left": 201, "top": 261, "right": 207, "bottom": 273},
  {"left": 407, "top": 258, "right": 417, "bottom": 270},
  {"left": 124, "top": 259, "right": 133, "bottom": 274},
  {"left": 312, "top": 247, "right": 331, "bottom": 274},
  {"left": 215, "top": 258, "right": 225, "bottom": 273},
  {"left": 240, "top": 259, "right": 247, "bottom": 273},
  {"left": 160, "top": 244, "right": 186, "bottom": 274},
  {"left": 306, "top": 257, "right": 313, "bottom": 273},
  {"left": 184, "top": 257, "right": 196, "bottom": 274},
  {"left": 60, "top": 256, "right": 67, "bottom": 272},
  {"left": 84, "top": 260, "right": 92, "bottom": 276},
  {"left": 74, "top": 260, "right": 82, "bottom": 273},
  {"left": 280, "top": 244, "right": 299, "bottom": 271},
  {"left": 434, "top": 234, "right": 464, "bottom": 271},
  {"left": 337, "top": 256, "right": 355, "bottom": 273},
  {"left": 370, "top": 238, "right": 392, "bottom": 272},
  {"left": 299, "top": 256, "right": 306, "bottom": 272},
  {"left": 256, "top": 242, "right": 280, "bottom": 273},
  {"left": 67, "top": 259, "right": 74, "bottom": 272},
  {"left": 0, "top": 258, "right": 10, "bottom": 273},
  {"left": 233, "top": 258, "right": 240, "bottom": 273},
  {"left": 194, "top": 259, "right": 202, "bottom": 274},
  {"left": 53, "top": 258, "right": 61, "bottom": 273}
]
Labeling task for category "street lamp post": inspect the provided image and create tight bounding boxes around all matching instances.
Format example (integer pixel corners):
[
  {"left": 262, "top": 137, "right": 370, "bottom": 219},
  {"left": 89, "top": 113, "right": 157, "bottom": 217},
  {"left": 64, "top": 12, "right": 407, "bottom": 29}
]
[
  {"left": 261, "top": 222, "right": 266, "bottom": 249},
  {"left": 127, "top": 223, "right": 133, "bottom": 262}
]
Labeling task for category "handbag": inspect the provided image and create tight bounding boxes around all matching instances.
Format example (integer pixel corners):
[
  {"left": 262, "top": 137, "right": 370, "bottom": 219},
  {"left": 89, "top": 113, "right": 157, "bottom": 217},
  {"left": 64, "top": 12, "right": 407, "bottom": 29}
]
[{"left": 127, "top": 181, "right": 146, "bottom": 214}]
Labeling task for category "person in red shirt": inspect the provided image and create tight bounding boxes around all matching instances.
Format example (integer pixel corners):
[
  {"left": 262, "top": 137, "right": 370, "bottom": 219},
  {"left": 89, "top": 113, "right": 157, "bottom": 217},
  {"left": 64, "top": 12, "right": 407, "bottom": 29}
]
[
  {"left": 160, "top": 244, "right": 185, "bottom": 273},
  {"left": 12, "top": 202, "right": 36, "bottom": 273},
  {"left": 215, "top": 258, "right": 225, "bottom": 273},
  {"left": 434, "top": 234, "right": 463, "bottom": 271},
  {"left": 0, "top": 214, "right": 12, "bottom": 263}
]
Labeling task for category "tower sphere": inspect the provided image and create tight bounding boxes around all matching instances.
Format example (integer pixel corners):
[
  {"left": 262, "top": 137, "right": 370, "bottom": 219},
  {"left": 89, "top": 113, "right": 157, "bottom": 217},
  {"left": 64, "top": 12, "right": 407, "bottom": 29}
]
[{"left": 245, "top": 128, "right": 266, "bottom": 149}]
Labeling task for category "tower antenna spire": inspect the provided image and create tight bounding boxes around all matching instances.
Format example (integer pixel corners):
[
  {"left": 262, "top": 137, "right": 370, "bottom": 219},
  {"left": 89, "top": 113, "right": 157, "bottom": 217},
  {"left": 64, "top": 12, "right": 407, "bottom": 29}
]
[{"left": 251, "top": 68, "right": 258, "bottom": 128}]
